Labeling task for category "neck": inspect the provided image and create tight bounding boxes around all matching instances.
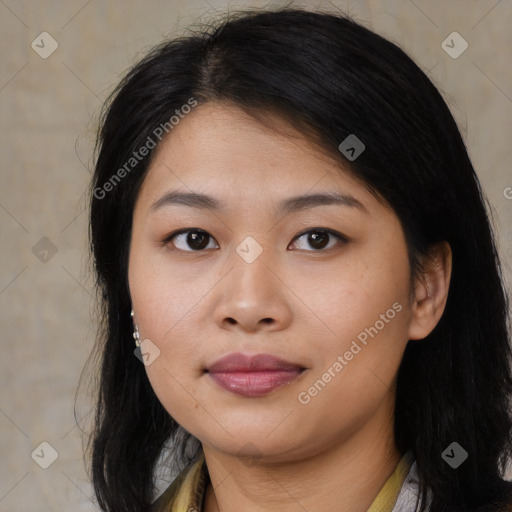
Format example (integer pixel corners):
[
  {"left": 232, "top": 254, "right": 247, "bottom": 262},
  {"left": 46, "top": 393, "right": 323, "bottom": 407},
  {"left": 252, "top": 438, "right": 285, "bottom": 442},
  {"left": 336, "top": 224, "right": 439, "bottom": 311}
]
[{"left": 202, "top": 400, "right": 401, "bottom": 512}]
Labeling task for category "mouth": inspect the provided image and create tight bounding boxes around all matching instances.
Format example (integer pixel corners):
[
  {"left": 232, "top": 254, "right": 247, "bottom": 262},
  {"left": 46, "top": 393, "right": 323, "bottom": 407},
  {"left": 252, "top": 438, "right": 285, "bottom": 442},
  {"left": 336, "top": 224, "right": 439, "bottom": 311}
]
[{"left": 205, "top": 352, "right": 307, "bottom": 397}]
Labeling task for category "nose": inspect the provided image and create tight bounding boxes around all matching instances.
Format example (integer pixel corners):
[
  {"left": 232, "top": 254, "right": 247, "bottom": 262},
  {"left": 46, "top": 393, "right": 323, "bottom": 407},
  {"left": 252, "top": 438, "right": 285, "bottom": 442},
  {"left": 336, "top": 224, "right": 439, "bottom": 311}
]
[{"left": 213, "top": 247, "right": 293, "bottom": 334}]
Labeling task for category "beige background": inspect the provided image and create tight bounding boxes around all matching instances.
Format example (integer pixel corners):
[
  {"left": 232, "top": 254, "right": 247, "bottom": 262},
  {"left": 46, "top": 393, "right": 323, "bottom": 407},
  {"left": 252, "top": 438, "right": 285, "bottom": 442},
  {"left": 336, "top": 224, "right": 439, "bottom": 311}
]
[{"left": 1, "top": 0, "right": 511, "bottom": 510}]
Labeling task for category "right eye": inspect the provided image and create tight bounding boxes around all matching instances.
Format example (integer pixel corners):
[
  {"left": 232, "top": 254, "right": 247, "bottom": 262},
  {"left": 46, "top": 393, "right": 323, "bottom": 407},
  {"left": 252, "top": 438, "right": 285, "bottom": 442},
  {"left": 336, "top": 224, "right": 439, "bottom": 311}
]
[{"left": 163, "top": 229, "right": 220, "bottom": 252}]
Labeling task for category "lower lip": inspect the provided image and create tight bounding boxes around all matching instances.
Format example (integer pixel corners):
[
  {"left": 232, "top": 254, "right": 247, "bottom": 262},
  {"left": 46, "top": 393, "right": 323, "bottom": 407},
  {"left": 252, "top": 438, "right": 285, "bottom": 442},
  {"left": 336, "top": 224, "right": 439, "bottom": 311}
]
[{"left": 207, "top": 369, "right": 304, "bottom": 397}]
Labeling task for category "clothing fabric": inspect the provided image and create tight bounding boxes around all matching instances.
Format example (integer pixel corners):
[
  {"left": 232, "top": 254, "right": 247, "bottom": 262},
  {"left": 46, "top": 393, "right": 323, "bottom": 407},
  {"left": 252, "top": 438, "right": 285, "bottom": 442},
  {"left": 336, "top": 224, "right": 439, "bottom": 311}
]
[
  {"left": 151, "top": 450, "right": 422, "bottom": 512},
  {"left": 393, "top": 458, "right": 424, "bottom": 511}
]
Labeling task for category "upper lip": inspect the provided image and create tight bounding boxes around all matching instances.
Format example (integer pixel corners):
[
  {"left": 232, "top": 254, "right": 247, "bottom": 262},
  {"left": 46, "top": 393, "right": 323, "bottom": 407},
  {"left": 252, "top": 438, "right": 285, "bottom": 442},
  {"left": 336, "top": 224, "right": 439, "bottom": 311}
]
[{"left": 206, "top": 352, "right": 305, "bottom": 373}]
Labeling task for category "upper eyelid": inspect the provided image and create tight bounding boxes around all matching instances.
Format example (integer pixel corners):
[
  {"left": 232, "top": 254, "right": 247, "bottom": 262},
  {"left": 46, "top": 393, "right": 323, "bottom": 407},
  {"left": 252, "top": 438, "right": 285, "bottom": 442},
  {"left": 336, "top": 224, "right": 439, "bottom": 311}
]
[{"left": 293, "top": 227, "right": 347, "bottom": 242}]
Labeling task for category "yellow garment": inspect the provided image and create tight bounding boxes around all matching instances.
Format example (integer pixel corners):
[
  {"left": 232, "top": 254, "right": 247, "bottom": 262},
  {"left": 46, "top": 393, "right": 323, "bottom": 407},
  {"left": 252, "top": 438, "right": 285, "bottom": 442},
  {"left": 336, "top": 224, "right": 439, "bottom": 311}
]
[
  {"left": 368, "top": 451, "right": 414, "bottom": 511},
  {"left": 151, "top": 450, "right": 414, "bottom": 512}
]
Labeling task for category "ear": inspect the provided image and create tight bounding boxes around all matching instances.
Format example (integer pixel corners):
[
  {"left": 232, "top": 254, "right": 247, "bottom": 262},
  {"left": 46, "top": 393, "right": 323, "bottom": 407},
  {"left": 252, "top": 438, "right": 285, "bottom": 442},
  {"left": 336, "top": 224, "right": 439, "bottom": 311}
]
[{"left": 408, "top": 241, "right": 452, "bottom": 341}]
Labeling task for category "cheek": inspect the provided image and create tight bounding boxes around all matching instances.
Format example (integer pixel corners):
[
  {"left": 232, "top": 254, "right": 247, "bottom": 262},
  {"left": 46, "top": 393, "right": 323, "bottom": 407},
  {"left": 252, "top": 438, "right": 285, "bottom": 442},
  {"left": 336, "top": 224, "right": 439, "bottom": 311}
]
[
  {"left": 129, "top": 253, "right": 207, "bottom": 425},
  {"left": 128, "top": 245, "right": 222, "bottom": 407},
  {"left": 301, "top": 253, "right": 411, "bottom": 394},
  {"left": 305, "top": 256, "right": 409, "bottom": 344},
  {"left": 129, "top": 243, "right": 208, "bottom": 341},
  {"left": 295, "top": 289, "right": 409, "bottom": 439}
]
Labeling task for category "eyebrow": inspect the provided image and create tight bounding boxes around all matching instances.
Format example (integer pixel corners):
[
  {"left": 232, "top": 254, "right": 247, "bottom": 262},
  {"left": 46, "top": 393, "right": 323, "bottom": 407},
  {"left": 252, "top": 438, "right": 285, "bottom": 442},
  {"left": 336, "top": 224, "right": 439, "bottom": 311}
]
[{"left": 150, "top": 190, "right": 368, "bottom": 215}]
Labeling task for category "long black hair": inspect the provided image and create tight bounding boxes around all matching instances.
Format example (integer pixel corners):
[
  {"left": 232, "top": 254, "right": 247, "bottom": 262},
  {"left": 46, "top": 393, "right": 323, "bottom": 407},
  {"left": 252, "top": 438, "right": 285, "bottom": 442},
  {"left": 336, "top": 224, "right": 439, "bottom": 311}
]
[{"left": 86, "top": 7, "right": 512, "bottom": 511}]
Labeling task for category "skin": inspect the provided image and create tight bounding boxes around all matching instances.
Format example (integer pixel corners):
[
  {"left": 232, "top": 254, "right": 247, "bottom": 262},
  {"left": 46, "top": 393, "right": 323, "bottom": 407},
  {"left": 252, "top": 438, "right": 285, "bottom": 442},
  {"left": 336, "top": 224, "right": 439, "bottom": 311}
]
[{"left": 128, "top": 101, "right": 452, "bottom": 512}]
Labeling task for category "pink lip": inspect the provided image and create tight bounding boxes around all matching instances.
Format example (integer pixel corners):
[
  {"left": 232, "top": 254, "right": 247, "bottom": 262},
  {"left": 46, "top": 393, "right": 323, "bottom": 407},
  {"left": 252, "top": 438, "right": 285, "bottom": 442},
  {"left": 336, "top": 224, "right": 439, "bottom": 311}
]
[{"left": 206, "top": 353, "right": 306, "bottom": 397}]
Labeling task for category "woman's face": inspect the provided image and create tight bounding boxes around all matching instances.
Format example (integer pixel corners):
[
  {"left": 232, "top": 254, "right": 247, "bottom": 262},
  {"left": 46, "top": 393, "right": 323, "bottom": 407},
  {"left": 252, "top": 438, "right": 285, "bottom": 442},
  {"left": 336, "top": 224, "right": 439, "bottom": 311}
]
[{"left": 128, "top": 101, "right": 417, "bottom": 462}]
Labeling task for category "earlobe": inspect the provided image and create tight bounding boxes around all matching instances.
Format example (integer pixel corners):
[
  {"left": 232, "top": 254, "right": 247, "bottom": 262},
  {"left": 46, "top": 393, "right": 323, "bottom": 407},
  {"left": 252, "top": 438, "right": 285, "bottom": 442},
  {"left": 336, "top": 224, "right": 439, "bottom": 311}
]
[{"left": 408, "top": 241, "right": 452, "bottom": 341}]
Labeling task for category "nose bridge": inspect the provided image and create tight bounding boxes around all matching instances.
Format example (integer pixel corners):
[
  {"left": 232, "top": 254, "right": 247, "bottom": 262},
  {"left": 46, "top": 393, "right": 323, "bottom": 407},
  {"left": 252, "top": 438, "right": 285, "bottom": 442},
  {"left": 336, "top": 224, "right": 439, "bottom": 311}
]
[
  {"left": 230, "top": 233, "right": 276, "bottom": 296},
  {"left": 213, "top": 233, "right": 293, "bottom": 331}
]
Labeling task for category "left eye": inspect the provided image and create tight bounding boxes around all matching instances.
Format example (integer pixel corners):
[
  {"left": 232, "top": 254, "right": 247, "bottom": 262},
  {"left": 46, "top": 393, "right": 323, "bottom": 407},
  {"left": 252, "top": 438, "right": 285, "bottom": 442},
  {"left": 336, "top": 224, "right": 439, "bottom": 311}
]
[{"left": 288, "top": 229, "right": 347, "bottom": 251}]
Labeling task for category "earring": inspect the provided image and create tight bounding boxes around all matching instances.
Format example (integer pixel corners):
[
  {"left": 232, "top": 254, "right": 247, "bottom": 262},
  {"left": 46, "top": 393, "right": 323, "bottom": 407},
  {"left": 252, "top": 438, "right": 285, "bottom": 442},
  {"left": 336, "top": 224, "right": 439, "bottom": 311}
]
[{"left": 131, "top": 309, "right": 141, "bottom": 347}]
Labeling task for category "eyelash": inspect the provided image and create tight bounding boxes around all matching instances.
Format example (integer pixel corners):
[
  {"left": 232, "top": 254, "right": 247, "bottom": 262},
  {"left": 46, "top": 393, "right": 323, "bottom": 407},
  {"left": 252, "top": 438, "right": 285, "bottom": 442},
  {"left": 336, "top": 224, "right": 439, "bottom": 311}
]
[{"left": 162, "top": 228, "right": 348, "bottom": 253}]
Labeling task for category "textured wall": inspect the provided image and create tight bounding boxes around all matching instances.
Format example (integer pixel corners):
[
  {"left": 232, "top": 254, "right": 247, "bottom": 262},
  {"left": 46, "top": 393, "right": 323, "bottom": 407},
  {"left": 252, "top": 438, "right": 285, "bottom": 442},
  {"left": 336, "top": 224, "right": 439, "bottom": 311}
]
[{"left": 1, "top": 0, "right": 511, "bottom": 509}]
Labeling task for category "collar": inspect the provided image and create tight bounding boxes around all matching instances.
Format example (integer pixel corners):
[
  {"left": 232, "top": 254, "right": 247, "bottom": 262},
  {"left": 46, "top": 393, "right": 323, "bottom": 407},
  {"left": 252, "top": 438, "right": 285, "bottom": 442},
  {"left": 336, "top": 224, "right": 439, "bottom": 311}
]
[
  {"left": 367, "top": 451, "right": 415, "bottom": 511},
  {"left": 151, "top": 450, "right": 414, "bottom": 512}
]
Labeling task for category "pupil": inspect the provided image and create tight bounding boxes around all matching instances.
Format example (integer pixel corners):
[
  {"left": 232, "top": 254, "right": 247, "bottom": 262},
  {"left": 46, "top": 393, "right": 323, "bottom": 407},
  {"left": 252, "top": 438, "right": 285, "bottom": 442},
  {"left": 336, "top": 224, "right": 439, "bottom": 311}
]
[
  {"left": 188, "top": 231, "right": 209, "bottom": 250},
  {"left": 309, "top": 231, "right": 328, "bottom": 249}
]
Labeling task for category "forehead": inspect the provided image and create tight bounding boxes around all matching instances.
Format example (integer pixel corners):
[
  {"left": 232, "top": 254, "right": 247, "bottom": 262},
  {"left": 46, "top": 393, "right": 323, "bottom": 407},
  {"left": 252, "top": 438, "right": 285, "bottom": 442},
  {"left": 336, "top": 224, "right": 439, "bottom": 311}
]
[{"left": 136, "top": 102, "right": 376, "bottom": 212}]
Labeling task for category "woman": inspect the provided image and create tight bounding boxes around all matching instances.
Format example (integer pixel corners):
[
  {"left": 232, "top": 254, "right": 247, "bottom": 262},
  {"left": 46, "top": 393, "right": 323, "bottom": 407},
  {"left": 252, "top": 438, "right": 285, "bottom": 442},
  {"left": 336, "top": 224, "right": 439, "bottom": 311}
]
[{"left": 87, "top": 7, "right": 512, "bottom": 512}]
